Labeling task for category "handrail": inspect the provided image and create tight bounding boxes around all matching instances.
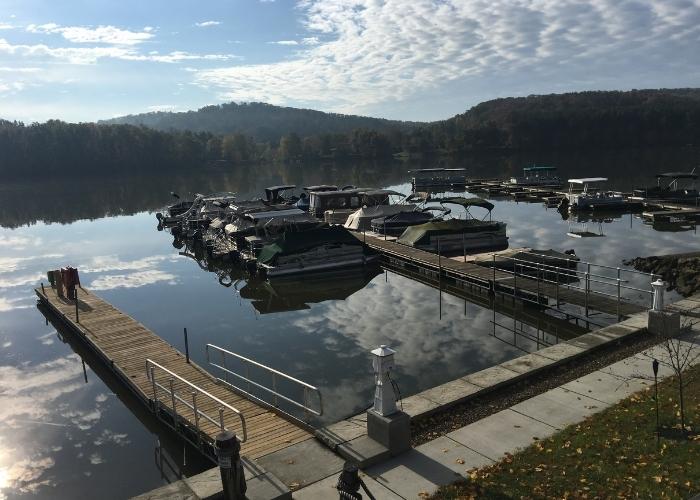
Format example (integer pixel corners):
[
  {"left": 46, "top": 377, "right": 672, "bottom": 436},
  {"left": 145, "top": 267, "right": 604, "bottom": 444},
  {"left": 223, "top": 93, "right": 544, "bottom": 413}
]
[
  {"left": 205, "top": 344, "right": 323, "bottom": 419},
  {"left": 146, "top": 359, "right": 247, "bottom": 443}
]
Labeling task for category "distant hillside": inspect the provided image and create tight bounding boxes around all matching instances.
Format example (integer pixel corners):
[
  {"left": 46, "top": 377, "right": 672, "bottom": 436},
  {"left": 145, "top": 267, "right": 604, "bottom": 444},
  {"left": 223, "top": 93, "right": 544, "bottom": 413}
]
[
  {"left": 101, "top": 102, "right": 419, "bottom": 142},
  {"left": 426, "top": 88, "right": 700, "bottom": 151}
]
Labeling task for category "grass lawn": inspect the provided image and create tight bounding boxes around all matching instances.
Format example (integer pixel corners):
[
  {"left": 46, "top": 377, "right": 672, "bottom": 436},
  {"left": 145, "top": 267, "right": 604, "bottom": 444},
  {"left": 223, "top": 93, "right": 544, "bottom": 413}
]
[{"left": 432, "top": 362, "right": 700, "bottom": 499}]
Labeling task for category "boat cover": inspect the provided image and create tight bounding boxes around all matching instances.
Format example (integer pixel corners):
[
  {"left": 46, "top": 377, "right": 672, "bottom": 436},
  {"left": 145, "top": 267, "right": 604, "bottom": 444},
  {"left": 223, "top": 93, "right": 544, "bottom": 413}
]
[
  {"left": 257, "top": 225, "right": 362, "bottom": 264},
  {"left": 398, "top": 219, "right": 503, "bottom": 246},
  {"left": 344, "top": 204, "right": 416, "bottom": 230}
]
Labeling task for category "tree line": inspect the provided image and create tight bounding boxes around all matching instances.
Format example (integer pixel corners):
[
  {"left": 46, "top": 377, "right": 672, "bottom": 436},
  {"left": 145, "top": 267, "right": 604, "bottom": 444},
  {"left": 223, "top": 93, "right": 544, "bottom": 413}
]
[{"left": 2, "top": 89, "right": 699, "bottom": 179}]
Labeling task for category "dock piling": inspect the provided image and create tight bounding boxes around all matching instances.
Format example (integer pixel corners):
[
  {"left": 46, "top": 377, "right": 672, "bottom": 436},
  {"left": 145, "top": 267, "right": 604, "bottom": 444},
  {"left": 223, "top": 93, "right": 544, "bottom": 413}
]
[
  {"left": 75, "top": 295, "right": 79, "bottom": 323},
  {"left": 41, "top": 282, "right": 45, "bottom": 295},
  {"left": 183, "top": 327, "right": 190, "bottom": 364},
  {"left": 216, "top": 429, "right": 246, "bottom": 500}
]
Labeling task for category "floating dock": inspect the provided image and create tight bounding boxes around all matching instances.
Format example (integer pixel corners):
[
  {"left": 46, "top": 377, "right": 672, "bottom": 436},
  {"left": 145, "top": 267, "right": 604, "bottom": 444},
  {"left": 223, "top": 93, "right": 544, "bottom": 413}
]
[
  {"left": 35, "top": 285, "right": 312, "bottom": 462},
  {"left": 358, "top": 234, "right": 649, "bottom": 318}
]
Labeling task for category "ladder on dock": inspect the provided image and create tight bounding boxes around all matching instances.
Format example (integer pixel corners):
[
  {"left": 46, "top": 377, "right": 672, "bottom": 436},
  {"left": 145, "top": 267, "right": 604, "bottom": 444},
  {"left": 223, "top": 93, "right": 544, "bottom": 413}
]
[{"left": 35, "top": 285, "right": 313, "bottom": 462}]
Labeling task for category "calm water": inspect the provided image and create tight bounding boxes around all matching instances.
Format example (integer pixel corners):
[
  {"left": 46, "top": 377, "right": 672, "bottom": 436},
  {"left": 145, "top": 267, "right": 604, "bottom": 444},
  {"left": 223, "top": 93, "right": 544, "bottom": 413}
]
[{"left": 1, "top": 150, "right": 699, "bottom": 499}]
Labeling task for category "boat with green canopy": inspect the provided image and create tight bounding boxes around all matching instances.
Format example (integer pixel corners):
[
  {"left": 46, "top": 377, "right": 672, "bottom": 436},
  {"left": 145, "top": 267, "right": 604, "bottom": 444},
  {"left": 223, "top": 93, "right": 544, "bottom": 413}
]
[
  {"left": 256, "top": 225, "right": 378, "bottom": 278},
  {"left": 396, "top": 197, "right": 508, "bottom": 253}
]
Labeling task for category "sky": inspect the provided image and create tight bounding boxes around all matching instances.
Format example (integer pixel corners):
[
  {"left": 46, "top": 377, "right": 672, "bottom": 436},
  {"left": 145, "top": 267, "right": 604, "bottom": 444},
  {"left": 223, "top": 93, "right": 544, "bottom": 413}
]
[{"left": 0, "top": 0, "right": 698, "bottom": 123}]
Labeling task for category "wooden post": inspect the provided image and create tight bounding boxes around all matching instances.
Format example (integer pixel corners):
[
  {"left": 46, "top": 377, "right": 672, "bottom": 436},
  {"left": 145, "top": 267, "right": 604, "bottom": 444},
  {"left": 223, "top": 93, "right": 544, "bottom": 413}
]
[
  {"left": 75, "top": 296, "right": 79, "bottom": 323},
  {"left": 184, "top": 327, "right": 190, "bottom": 364},
  {"left": 41, "top": 282, "right": 45, "bottom": 295}
]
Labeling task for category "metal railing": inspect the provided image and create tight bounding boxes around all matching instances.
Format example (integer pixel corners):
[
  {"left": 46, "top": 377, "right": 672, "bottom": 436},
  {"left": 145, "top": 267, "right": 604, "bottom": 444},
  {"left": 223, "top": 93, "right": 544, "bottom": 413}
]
[
  {"left": 489, "top": 253, "right": 657, "bottom": 320},
  {"left": 205, "top": 344, "right": 323, "bottom": 421},
  {"left": 146, "top": 359, "right": 247, "bottom": 443}
]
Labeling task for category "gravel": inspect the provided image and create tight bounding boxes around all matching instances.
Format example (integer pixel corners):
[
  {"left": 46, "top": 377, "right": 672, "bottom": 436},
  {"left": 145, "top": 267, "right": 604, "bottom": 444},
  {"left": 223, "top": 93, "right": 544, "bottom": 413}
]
[{"left": 411, "top": 330, "right": 660, "bottom": 446}]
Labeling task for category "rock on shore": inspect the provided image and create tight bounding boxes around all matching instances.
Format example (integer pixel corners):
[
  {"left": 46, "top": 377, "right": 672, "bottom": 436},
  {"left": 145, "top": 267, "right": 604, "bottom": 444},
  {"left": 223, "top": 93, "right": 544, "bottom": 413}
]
[{"left": 623, "top": 253, "right": 700, "bottom": 297}]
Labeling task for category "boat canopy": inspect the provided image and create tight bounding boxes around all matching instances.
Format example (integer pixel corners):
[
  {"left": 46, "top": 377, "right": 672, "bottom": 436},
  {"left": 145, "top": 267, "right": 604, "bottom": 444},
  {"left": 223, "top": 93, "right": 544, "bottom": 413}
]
[
  {"left": 523, "top": 165, "right": 557, "bottom": 172},
  {"left": 257, "top": 225, "right": 362, "bottom": 264},
  {"left": 656, "top": 172, "right": 699, "bottom": 179},
  {"left": 398, "top": 219, "right": 500, "bottom": 246},
  {"left": 344, "top": 204, "right": 416, "bottom": 230},
  {"left": 568, "top": 178, "right": 608, "bottom": 184},
  {"left": 430, "top": 196, "right": 495, "bottom": 212}
]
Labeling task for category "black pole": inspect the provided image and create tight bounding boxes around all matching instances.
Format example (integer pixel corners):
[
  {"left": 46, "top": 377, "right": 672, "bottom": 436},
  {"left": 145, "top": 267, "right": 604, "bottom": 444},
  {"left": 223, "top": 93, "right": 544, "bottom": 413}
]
[
  {"left": 653, "top": 359, "right": 659, "bottom": 447},
  {"left": 41, "top": 282, "right": 45, "bottom": 295},
  {"left": 216, "top": 431, "right": 246, "bottom": 500},
  {"left": 184, "top": 327, "right": 190, "bottom": 364},
  {"left": 75, "top": 294, "right": 79, "bottom": 323}
]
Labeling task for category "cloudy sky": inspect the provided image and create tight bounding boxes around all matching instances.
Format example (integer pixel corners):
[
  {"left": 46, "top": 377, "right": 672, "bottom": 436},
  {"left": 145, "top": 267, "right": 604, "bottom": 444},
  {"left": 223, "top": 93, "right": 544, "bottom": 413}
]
[{"left": 0, "top": 0, "right": 698, "bottom": 123}]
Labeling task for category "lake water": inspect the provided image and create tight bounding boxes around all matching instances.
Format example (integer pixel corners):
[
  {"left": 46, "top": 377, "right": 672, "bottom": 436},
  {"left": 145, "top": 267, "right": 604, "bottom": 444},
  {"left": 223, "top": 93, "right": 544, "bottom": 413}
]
[{"left": 1, "top": 149, "right": 698, "bottom": 499}]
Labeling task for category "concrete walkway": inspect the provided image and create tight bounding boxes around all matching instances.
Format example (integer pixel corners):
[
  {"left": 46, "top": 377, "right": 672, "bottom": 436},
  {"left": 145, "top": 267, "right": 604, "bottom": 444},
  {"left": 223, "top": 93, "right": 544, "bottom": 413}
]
[{"left": 295, "top": 325, "right": 700, "bottom": 499}]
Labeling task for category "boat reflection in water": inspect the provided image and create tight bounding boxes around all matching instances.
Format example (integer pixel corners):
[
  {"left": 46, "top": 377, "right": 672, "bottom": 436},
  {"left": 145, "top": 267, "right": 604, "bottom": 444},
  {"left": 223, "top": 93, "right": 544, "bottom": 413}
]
[{"left": 239, "top": 268, "right": 383, "bottom": 314}]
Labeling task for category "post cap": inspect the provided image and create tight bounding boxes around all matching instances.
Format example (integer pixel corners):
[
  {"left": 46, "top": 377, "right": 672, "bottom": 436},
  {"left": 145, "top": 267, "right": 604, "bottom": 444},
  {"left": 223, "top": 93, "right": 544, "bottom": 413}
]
[
  {"left": 652, "top": 279, "right": 666, "bottom": 287},
  {"left": 371, "top": 345, "right": 396, "bottom": 357}
]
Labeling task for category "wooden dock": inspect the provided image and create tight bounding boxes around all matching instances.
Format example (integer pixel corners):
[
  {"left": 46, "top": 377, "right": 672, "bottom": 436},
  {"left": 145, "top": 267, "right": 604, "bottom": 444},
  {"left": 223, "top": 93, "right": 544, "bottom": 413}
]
[
  {"left": 359, "top": 234, "right": 647, "bottom": 318},
  {"left": 35, "top": 285, "right": 312, "bottom": 461},
  {"left": 642, "top": 208, "right": 700, "bottom": 222}
]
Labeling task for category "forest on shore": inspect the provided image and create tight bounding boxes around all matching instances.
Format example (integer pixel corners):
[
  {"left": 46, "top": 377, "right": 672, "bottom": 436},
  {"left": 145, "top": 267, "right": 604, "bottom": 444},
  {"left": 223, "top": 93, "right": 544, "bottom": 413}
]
[{"left": 1, "top": 89, "right": 699, "bottom": 179}]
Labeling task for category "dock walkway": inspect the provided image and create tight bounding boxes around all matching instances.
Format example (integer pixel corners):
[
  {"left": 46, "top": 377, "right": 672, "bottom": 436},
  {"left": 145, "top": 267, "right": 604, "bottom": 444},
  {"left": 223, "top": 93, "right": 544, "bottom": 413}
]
[
  {"left": 359, "top": 234, "right": 647, "bottom": 318},
  {"left": 35, "top": 286, "right": 312, "bottom": 461}
]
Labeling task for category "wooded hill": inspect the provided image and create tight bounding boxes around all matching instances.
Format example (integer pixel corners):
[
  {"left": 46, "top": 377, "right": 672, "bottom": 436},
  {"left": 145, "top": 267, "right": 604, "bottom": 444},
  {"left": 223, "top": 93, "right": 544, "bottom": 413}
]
[
  {"left": 2, "top": 89, "right": 699, "bottom": 179},
  {"left": 100, "top": 101, "right": 418, "bottom": 142}
]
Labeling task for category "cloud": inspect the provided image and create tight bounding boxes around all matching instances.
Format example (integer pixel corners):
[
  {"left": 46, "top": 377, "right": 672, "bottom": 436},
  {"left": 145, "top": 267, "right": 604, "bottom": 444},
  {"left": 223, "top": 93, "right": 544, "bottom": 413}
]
[
  {"left": 195, "top": 21, "right": 221, "bottom": 28},
  {"left": 0, "top": 67, "right": 41, "bottom": 73},
  {"left": 80, "top": 254, "right": 177, "bottom": 273},
  {"left": 26, "top": 24, "right": 154, "bottom": 46},
  {"left": 0, "top": 37, "right": 237, "bottom": 65},
  {"left": 0, "top": 23, "right": 14, "bottom": 30},
  {"left": 270, "top": 40, "right": 298, "bottom": 45},
  {"left": 89, "top": 270, "right": 178, "bottom": 290},
  {"left": 194, "top": 0, "right": 700, "bottom": 113}
]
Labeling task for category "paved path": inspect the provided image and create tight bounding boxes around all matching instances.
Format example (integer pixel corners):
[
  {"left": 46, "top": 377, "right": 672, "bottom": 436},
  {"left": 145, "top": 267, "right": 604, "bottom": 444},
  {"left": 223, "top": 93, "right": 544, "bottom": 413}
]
[{"left": 295, "top": 325, "right": 700, "bottom": 499}]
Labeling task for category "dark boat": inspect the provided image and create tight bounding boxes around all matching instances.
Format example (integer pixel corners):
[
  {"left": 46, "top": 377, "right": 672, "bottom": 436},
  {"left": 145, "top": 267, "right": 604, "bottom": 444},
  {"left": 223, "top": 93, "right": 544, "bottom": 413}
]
[{"left": 632, "top": 170, "right": 698, "bottom": 203}]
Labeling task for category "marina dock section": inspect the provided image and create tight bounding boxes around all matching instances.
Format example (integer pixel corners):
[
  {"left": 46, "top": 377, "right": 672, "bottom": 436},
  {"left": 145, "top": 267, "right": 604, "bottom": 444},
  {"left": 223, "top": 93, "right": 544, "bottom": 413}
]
[{"left": 35, "top": 284, "right": 312, "bottom": 462}]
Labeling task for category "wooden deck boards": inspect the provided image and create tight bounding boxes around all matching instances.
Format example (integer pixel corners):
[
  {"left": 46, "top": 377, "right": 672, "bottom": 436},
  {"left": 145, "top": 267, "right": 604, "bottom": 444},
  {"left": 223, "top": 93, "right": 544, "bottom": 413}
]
[
  {"left": 36, "top": 286, "right": 312, "bottom": 460},
  {"left": 360, "top": 234, "right": 646, "bottom": 317}
]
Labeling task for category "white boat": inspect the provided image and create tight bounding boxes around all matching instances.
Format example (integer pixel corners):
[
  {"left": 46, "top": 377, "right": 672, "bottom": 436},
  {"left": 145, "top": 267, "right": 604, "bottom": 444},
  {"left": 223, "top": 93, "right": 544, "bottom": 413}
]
[
  {"left": 343, "top": 191, "right": 416, "bottom": 231},
  {"left": 567, "top": 178, "right": 626, "bottom": 211}
]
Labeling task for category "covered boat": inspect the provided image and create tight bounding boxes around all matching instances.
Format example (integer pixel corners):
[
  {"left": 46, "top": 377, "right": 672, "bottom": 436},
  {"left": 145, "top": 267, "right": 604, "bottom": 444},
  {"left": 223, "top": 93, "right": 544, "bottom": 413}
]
[
  {"left": 256, "top": 225, "right": 377, "bottom": 277},
  {"left": 345, "top": 205, "right": 413, "bottom": 231},
  {"left": 396, "top": 196, "right": 507, "bottom": 253},
  {"left": 296, "top": 185, "right": 338, "bottom": 211},
  {"left": 397, "top": 218, "right": 508, "bottom": 253}
]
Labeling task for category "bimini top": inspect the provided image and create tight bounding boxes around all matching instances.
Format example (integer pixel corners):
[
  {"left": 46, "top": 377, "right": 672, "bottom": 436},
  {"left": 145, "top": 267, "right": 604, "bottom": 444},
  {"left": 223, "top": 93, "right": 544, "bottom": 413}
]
[
  {"left": 264, "top": 185, "right": 296, "bottom": 193},
  {"left": 257, "top": 225, "right": 361, "bottom": 264},
  {"left": 523, "top": 165, "right": 557, "bottom": 172},
  {"left": 430, "top": 196, "right": 495, "bottom": 212},
  {"left": 656, "top": 172, "right": 699, "bottom": 179},
  {"left": 568, "top": 178, "right": 608, "bottom": 184}
]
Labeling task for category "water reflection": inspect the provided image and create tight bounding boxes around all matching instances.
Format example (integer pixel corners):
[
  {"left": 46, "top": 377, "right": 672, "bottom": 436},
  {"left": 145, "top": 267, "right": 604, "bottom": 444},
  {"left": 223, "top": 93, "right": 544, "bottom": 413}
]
[{"left": 1, "top": 151, "right": 700, "bottom": 497}]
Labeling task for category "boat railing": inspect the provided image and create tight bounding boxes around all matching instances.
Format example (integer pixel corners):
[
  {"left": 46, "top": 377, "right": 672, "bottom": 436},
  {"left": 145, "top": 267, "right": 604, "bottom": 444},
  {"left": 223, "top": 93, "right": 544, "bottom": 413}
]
[
  {"left": 146, "top": 359, "right": 247, "bottom": 443},
  {"left": 205, "top": 344, "right": 323, "bottom": 422},
  {"left": 489, "top": 254, "right": 656, "bottom": 320}
]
